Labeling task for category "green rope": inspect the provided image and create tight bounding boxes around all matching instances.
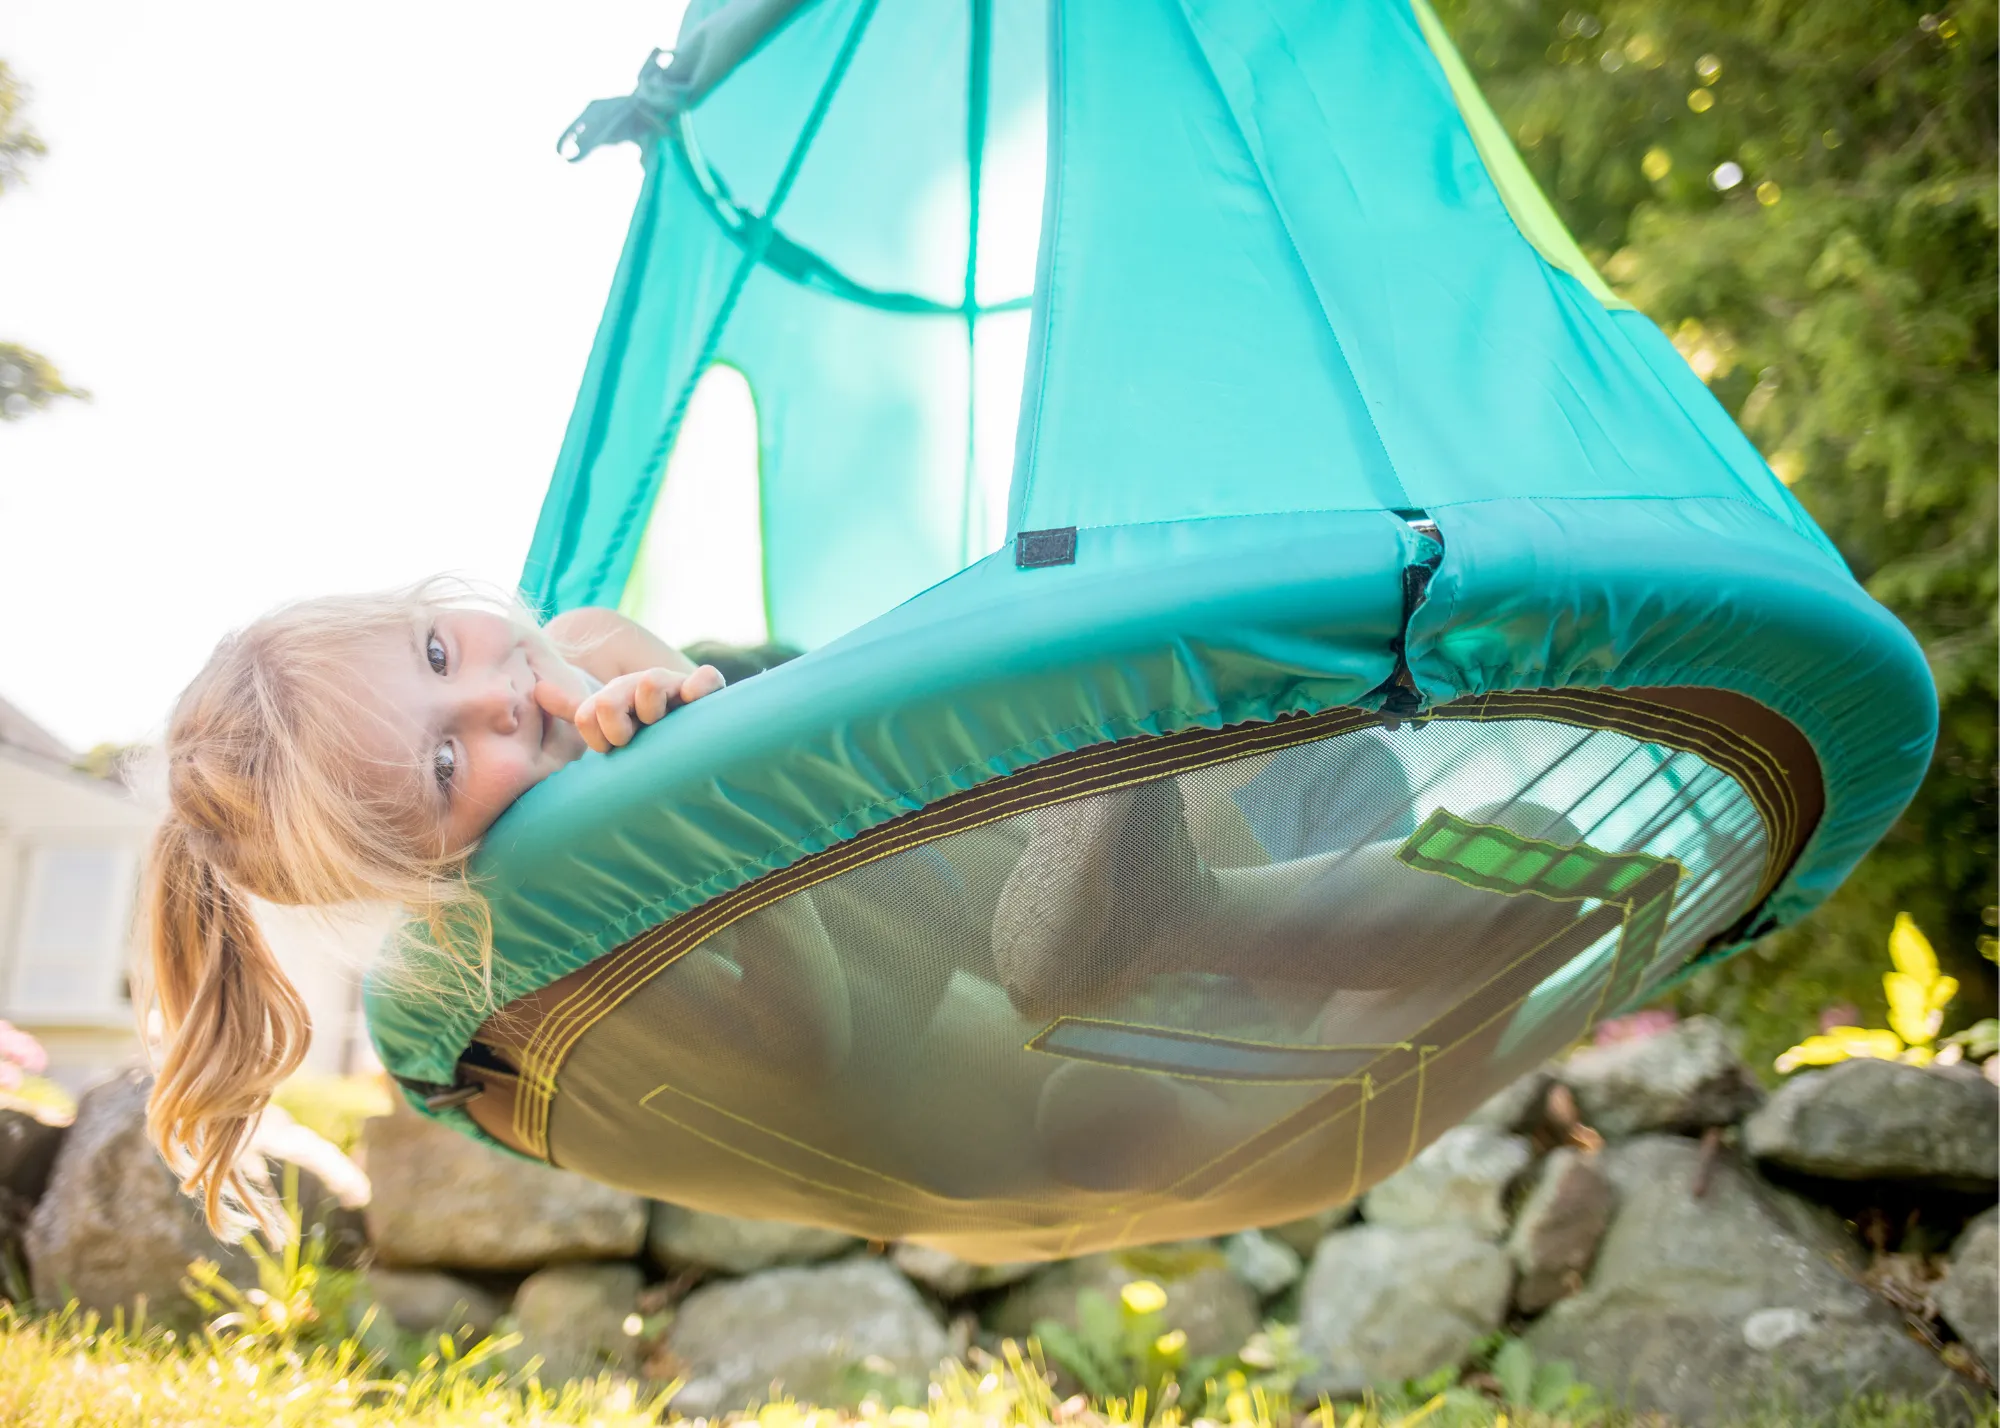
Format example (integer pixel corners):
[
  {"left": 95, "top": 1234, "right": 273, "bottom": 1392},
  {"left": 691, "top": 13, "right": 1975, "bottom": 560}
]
[{"left": 959, "top": 0, "right": 993, "bottom": 565}]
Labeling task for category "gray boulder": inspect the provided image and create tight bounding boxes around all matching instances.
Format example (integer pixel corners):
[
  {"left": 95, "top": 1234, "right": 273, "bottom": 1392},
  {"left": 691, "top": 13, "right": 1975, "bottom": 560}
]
[
  {"left": 1461, "top": 1067, "right": 1555, "bottom": 1136},
  {"left": 510, "top": 1262, "right": 645, "bottom": 1383},
  {"left": 0, "top": 1105, "right": 66, "bottom": 1204},
  {"left": 889, "top": 1242, "right": 1038, "bottom": 1299},
  {"left": 648, "top": 1203, "right": 858, "bottom": 1276},
  {"left": 1360, "top": 1125, "right": 1533, "bottom": 1240},
  {"left": 22, "top": 1069, "right": 350, "bottom": 1324},
  {"left": 363, "top": 1268, "right": 503, "bottom": 1340},
  {"left": 1523, "top": 1135, "right": 1972, "bottom": 1424},
  {"left": 987, "top": 1246, "right": 1258, "bottom": 1358},
  {"left": 1262, "top": 1203, "right": 1355, "bottom": 1259},
  {"left": 1296, "top": 1224, "right": 1513, "bottom": 1397},
  {"left": 1222, "top": 1228, "right": 1303, "bottom": 1298},
  {"left": 1506, "top": 1147, "right": 1613, "bottom": 1313},
  {"left": 1555, "top": 1015, "right": 1762, "bottom": 1138},
  {"left": 0, "top": 1106, "right": 66, "bottom": 1254},
  {"left": 363, "top": 1105, "right": 646, "bottom": 1270},
  {"left": 1743, "top": 1059, "right": 2000, "bottom": 1188},
  {"left": 1934, "top": 1207, "right": 1998, "bottom": 1377},
  {"left": 659, "top": 1257, "right": 948, "bottom": 1416}
]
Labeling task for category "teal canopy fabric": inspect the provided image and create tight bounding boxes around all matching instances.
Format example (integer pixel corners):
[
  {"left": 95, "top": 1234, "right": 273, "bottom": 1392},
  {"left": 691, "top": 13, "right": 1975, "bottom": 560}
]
[{"left": 368, "top": 0, "right": 1935, "bottom": 1253}]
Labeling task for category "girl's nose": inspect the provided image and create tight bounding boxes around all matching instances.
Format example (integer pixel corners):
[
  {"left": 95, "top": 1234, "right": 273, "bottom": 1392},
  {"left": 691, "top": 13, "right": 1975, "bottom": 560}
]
[{"left": 466, "top": 673, "right": 524, "bottom": 733}]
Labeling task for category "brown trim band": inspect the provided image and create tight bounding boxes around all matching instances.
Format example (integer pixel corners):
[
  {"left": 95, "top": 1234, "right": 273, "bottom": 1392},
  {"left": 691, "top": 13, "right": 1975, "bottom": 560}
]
[{"left": 472, "top": 687, "right": 1820, "bottom": 1162}]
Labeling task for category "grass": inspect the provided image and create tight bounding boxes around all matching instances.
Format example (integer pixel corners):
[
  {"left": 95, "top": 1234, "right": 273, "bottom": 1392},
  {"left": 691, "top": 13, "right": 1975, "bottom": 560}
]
[
  {"left": 0, "top": 1183, "right": 1988, "bottom": 1428},
  {"left": 0, "top": 1305, "right": 1990, "bottom": 1428}
]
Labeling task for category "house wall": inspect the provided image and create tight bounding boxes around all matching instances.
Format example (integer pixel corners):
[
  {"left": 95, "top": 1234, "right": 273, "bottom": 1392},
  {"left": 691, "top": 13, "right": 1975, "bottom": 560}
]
[{"left": 2, "top": 750, "right": 387, "bottom": 1092}]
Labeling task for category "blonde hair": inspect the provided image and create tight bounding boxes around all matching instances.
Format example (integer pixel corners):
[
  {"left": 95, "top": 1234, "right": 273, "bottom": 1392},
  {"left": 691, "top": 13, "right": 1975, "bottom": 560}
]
[{"left": 143, "top": 578, "right": 529, "bottom": 1239}]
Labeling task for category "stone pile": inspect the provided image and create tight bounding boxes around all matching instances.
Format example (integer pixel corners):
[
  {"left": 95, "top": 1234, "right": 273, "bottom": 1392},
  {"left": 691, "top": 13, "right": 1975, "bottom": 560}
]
[{"left": 2, "top": 1018, "right": 1994, "bottom": 1427}]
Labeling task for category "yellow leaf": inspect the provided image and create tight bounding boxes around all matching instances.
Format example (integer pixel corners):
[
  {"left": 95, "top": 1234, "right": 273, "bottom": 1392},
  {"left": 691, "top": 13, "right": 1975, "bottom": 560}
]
[
  {"left": 1928, "top": 976, "right": 1960, "bottom": 1014},
  {"left": 1889, "top": 913, "right": 1939, "bottom": 983},
  {"left": 1886, "top": 972, "right": 1943, "bottom": 1046},
  {"left": 1901, "top": 1045, "right": 1937, "bottom": 1067}
]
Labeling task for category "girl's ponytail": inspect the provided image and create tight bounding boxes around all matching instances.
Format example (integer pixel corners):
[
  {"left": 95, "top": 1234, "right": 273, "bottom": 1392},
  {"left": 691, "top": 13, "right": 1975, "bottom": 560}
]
[{"left": 143, "top": 816, "right": 311, "bottom": 1241}]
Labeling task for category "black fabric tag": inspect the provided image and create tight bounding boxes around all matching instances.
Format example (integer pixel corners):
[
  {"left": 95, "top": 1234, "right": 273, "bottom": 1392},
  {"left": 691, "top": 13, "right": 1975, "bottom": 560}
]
[{"left": 1015, "top": 526, "right": 1078, "bottom": 568}]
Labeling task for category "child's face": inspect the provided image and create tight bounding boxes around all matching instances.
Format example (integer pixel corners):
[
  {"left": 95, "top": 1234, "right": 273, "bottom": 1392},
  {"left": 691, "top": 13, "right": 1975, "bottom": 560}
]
[{"left": 349, "top": 607, "right": 588, "bottom": 855}]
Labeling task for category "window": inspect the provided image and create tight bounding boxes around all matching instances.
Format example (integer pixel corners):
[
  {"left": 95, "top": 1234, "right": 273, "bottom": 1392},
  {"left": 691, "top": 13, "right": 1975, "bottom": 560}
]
[{"left": 7, "top": 845, "right": 137, "bottom": 1017}]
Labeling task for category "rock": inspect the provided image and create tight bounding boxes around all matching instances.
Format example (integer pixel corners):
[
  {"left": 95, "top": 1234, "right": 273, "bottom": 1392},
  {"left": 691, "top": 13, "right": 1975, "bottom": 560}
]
[
  {"left": 1295, "top": 1224, "right": 1513, "bottom": 1397},
  {"left": 1934, "top": 1207, "right": 1998, "bottom": 1377},
  {"left": 889, "top": 1242, "right": 1037, "bottom": 1299},
  {"left": 363, "top": 1104, "right": 645, "bottom": 1270},
  {"left": 1506, "top": 1147, "right": 1613, "bottom": 1313},
  {"left": 1461, "top": 1067, "right": 1554, "bottom": 1135},
  {"left": 1555, "top": 1015, "right": 1763, "bottom": 1138},
  {"left": 0, "top": 1106, "right": 66, "bottom": 1253},
  {"left": 1262, "top": 1203, "right": 1355, "bottom": 1259},
  {"left": 658, "top": 1258, "right": 948, "bottom": 1416},
  {"left": 1523, "top": 1135, "right": 1971, "bottom": 1423},
  {"left": 510, "top": 1263, "right": 645, "bottom": 1383},
  {"left": 987, "top": 1246, "right": 1258, "bottom": 1359},
  {"left": 1743, "top": 1059, "right": 2000, "bottom": 1188},
  {"left": 363, "top": 1268, "right": 503, "bottom": 1339},
  {"left": 0, "top": 1105, "right": 67, "bottom": 1204},
  {"left": 647, "top": 1203, "right": 859, "bottom": 1276},
  {"left": 21, "top": 1070, "right": 353, "bottom": 1324},
  {"left": 1223, "top": 1229, "right": 1302, "bottom": 1298},
  {"left": 1360, "top": 1125, "right": 1533, "bottom": 1240}
]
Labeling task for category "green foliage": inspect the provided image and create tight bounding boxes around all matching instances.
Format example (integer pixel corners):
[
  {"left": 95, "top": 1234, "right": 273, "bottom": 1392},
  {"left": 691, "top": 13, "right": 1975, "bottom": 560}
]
[
  {"left": 270, "top": 1072, "right": 394, "bottom": 1157},
  {"left": 0, "top": 61, "right": 86, "bottom": 422},
  {"left": 1485, "top": 1334, "right": 1599, "bottom": 1416},
  {"left": 178, "top": 1168, "right": 369, "bottom": 1353},
  {"left": 1434, "top": 0, "right": 1998, "bottom": 1073}
]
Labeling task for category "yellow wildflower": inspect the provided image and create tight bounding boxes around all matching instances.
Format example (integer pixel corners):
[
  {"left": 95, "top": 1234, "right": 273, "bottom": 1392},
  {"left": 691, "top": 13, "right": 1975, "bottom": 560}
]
[{"left": 1120, "top": 1280, "right": 1168, "bottom": 1316}]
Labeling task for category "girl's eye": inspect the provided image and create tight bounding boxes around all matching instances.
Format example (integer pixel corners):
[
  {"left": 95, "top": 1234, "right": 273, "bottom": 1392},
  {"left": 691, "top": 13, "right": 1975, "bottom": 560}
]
[
  {"left": 432, "top": 742, "right": 457, "bottom": 793},
  {"left": 426, "top": 631, "right": 448, "bottom": 676}
]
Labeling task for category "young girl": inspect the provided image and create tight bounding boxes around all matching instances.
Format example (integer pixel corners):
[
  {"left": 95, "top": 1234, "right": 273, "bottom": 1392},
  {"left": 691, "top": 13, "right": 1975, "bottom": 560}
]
[{"left": 144, "top": 579, "right": 725, "bottom": 1238}]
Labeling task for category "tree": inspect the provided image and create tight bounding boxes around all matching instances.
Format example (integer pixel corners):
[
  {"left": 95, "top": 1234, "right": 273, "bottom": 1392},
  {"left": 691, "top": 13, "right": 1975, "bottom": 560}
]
[
  {"left": 1, "top": 59, "right": 86, "bottom": 421},
  {"left": 1435, "top": 0, "right": 1998, "bottom": 1069}
]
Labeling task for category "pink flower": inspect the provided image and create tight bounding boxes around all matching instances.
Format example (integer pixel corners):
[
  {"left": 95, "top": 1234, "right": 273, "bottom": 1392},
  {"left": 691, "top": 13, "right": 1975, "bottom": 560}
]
[
  {"left": 1593, "top": 1008, "right": 1678, "bottom": 1047},
  {"left": 0, "top": 1020, "right": 49, "bottom": 1077}
]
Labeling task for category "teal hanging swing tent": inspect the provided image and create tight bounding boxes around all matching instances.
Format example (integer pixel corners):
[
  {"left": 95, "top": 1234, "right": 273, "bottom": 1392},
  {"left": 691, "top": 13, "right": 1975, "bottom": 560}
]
[{"left": 368, "top": 0, "right": 1936, "bottom": 1260}]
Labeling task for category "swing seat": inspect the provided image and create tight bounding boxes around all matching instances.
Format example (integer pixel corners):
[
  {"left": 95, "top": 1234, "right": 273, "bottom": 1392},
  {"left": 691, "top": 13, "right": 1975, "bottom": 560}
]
[{"left": 366, "top": 0, "right": 1933, "bottom": 1262}]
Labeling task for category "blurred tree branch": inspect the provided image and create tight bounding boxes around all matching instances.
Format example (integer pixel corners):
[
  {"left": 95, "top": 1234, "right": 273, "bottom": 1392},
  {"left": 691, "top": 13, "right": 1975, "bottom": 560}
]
[
  {"left": 1435, "top": 0, "right": 1997, "bottom": 1071},
  {"left": 2, "top": 58, "right": 88, "bottom": 421}
]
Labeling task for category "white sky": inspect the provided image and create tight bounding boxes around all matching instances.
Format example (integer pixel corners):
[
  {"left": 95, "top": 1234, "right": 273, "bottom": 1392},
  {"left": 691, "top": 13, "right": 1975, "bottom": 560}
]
[{"left": 0, "top": 3, "right": 696, "bottom": 750}]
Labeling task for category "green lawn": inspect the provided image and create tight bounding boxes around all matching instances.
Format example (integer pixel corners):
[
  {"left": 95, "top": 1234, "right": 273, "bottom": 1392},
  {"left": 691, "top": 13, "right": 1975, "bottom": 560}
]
[{"left": 1, "top": 1304, "right": 1989, "bottom": 1428}]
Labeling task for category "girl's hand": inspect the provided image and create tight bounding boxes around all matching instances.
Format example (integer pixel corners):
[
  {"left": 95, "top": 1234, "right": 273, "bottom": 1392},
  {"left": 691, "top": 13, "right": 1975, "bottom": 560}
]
[{"left": 534, "top": 665, "right": 725, "bottom": 754}]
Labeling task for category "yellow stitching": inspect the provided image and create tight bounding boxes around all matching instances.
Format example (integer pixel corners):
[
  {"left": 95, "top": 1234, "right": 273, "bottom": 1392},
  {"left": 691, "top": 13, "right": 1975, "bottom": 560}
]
[
  {"left": 1025, "top": 1015, "right": 1409, "bottom": 1084},
  {"left": 637, "top": 1093, "right": 1035, "bottom": 1226},
  {"left": 637, "top": 1081, "right": 1061, "bottom": 1215},
  {"left": 1403, "top": 1045, "right": 1433, "bottom": 1167},
  {"left": 1154, "top": 906, "right": 1619, "bottom": 1202}
]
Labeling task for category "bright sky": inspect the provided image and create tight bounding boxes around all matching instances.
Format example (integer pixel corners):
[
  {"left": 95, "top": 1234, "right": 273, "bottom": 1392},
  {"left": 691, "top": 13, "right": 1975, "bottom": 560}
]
[{"left": 0, "top": 3, "right": 697, "bottom": 751}]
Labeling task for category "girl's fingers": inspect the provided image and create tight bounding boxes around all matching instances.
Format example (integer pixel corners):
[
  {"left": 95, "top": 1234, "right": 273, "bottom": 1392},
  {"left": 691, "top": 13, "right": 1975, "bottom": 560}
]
[
  {"left": 533, "top": 677, "right": 582, "bottom": 724},
  {"left": 573, "top": 694, "right": 611, "bottom": 753},
  {"left": 632, "top": 670, "right": 674, "bottom": 726},
  {"left": 682, "top": 665, "right": 726, "bottom": 703},
  {"left": 599, "top": 697, "right": 639, "bottom": 748}
]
